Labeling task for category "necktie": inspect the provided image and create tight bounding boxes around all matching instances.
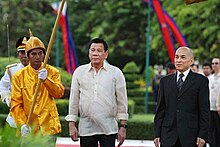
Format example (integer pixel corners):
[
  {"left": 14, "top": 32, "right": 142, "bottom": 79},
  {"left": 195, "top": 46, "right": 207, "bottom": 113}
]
[{"left": 177, "top": 73, "right": 184, "bottom": 91}]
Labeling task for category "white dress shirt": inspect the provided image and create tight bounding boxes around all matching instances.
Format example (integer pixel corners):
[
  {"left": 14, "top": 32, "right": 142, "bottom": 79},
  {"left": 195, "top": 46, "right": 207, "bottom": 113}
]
[
  {"left": 209, "top": 72, "right": 220, "bottom": 111},
  {"left": 65, "top": 62, "right": 128, "bottom": 136},
  {"left": 176, "top": 68, "right": 190, "bottom": 82}
]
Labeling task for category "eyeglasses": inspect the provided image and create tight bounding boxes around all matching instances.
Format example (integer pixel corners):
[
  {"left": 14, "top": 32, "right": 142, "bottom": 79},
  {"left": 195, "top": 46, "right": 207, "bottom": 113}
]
[{"left": 212, "top": 62, "right": 219, "bottom": 65}]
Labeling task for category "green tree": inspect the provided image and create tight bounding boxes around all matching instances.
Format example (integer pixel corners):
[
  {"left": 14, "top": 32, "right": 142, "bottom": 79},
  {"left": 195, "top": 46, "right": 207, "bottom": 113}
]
[{"left": 0, "top": 0, "right": 219, "bottom": 71}]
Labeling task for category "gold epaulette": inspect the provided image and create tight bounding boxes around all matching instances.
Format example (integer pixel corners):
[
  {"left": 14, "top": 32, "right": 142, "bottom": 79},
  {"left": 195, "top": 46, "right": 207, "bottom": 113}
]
[
  {"left": 6, "top": 63, "right": 18, "bottom": 82},
  {"left": 6, "top": 63, "right": 18, "bottom": 69}
]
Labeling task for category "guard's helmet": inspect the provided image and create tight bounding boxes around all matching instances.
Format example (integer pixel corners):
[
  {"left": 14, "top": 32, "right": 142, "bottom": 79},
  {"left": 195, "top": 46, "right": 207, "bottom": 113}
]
[
  {"left": 16, "top": 36, "right": 30, "bottom": 52},
  {"left": 25, "top": 36, "right": 46, "bottom": 53}
]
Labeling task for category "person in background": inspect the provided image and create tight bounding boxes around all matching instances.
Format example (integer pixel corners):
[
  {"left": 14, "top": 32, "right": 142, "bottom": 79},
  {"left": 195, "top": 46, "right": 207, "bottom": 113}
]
[
  {"left": 202, "top": 62, "right": 212, "bottom": 78},
  {"left": 211, "top": 83, "right": 220, "bottom": 147},
  {"left": 190, "top": 63, "right": 199, "bottom": 73},
  {"left": 166, "top": 62, "right": 176, "bottom": 75},
  {"left": 152, "top": 69, "right": 164, "bottom": 102},
  {"left": 0, "top": 36, "right": 29, "bottom": 128},
  {"left": 208, "top": 57, "right": 220, "bottom": 147},
  {"left": 216, "top": 82, "right": 220, "bottom": 116},
  {"left": 202, "top": 62, "right": 213, "bottom": 147},
  {"left": 10, "top": 34, "right": 64, "bottom": 142},
  {"left": 65, "top": 38, "right": 128, "bottom": 147},
  {"left": 154, "top": 47, "right": 210, "bottom": 147}
]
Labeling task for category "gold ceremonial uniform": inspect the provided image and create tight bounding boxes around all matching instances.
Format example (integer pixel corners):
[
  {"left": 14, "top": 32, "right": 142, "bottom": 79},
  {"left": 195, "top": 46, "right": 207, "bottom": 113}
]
[{"left": 10, "top": 63, "right": 64, "bottom": 135}]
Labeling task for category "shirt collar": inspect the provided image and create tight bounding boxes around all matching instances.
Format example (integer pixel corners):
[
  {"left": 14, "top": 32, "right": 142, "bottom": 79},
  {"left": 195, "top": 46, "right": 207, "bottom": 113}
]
[
  {"left": 27, "top": 63, "right": 43, "bottom": 74},
  {"left": 214, "top": 71, "right": 220, "bottom": 77},
  {"left": 18, "top": 63, "right": 24, "bottom": 68},
  {"left": 103, "top": 60, "right": 108, "bottom": 70},
  {"left": 177, "top": 68, "right": 190, "bottom": 81},
  {"left": 87, "top": 60, "right": 108, "bottom": 72}
]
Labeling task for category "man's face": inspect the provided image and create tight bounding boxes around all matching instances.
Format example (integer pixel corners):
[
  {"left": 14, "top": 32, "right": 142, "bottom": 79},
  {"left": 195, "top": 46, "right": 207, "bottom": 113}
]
[
  {"left": 202, "top": 66, "right": 212, "bottom": 76},
  {"left": 28, "top": 48, "right": 45, "bottom": 69},
  {"left": 211, "top": 58, "right": 220, "bottom": 73},
  {"left": 191, "top": 65, "right": 198, "bottom": 72},
  {"left": 89, "top": 43, "right": 108, "bottom": 66},
  {"left": 174, "top": 47, "right": 194, "bottom": 73},
  {"left": 17, "top": 50, "right": 29, "bottom": 66},
  {"left": 168, "top": 69, "right": 176, "bottom": 74}
]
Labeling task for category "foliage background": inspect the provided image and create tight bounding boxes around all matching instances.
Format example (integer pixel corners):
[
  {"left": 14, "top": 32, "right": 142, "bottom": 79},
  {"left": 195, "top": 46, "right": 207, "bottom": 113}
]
[
  {"left": 0, "top": 0, "right": 219, "bottom": 72},
  {"left": 0, "top": 0, "right": 218, "bottom": 141}
]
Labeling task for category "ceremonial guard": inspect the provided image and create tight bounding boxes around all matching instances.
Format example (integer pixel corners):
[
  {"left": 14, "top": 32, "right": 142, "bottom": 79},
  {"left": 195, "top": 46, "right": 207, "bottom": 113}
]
[
  {"left": 10, "top": 33, "right": 64, "bottom": 138},
  {"left": 0, "top": 36, "right": 29, "bottom": 128}
]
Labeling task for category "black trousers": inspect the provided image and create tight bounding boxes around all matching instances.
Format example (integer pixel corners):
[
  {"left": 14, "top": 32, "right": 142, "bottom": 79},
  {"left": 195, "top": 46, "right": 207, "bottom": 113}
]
[
  {"left": 80, "top": 134, "right": 116, "bottom": 147},
  {"left": 161, "top": 137, "right": 182, "bottom": 147},
  {"left": 161, "top": 137, "right": 200, "bottom": 147},
  {"left": 209, "top": 111, "right": 220, "bottom": 147}
]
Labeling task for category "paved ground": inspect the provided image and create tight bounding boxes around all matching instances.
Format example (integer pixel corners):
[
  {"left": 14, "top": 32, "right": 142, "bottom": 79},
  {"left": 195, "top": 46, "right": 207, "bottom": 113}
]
[{"left": 56, "top": 137, "right": 154, "bottom": 147}]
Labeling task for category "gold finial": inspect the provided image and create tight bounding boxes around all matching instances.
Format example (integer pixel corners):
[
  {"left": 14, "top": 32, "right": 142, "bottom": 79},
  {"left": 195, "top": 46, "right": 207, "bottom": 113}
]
[
  {"left": 22, "top": 37, "right": 27, "bottom": 44},
  {"left": 29, "top": 28, "right": 33, "bottom": 37}
]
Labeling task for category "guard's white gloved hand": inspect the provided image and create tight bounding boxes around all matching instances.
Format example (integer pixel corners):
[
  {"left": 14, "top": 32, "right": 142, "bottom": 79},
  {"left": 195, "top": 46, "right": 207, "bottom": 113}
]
[
  {"left": 38, "top": 68, "right": 48, "bottom": 81},
  {"left": 1, "top": 92, "right": 11, "bottom": 107},
  {"left": 5, "top": 97, "right": 10, "bottom": 107},
  {"left": 6, "top": 114, "right": 17, "bottom": 128},
  {"left": 21, "top": 124, "right": 31, "bottom": 137}
]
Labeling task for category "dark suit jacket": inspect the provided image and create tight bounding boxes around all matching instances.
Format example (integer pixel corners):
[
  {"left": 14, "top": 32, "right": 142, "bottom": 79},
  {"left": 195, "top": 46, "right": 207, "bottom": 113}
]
[{"left": 154, "top": 70, "right": 210, "bottom": 147}]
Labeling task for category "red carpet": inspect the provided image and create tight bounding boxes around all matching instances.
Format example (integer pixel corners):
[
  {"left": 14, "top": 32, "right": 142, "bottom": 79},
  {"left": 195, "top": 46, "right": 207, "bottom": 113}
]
[{"left": 56, "top": 137, "right": 154, "bottom": 147}]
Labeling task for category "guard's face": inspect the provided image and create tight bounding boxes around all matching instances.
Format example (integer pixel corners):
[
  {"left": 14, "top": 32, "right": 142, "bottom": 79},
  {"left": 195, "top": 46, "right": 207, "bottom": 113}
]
[
  {"left": 17, "top": 50, "right": 29, "bottom": 66},
  {"left": 89, "top": 43, "right": 108, "bottom": 67},
  {"left": 28, "top": 48, "right": 45, "bottom": 69},
  {"left": 174, "top": 47, "right": 194, "bottom": 72}
]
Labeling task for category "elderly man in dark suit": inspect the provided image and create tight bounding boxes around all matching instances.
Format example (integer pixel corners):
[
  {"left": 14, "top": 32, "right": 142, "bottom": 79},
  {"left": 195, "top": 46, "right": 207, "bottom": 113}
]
[{"left": 154, "top": 47, "right": 210, "bottom": 147}]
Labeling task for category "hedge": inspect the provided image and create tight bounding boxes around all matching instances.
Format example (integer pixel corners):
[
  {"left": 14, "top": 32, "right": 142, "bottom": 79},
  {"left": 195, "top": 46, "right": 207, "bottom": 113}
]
[
  {"left": 0, "top": 98, "right": 154, "bottom": 140},
  {"left": 0, "top": 114, "right": 154, "bottom": 140},
  {"left": 59, "top": 116, "right": 154, "bottom": 140},
  {"left": 0, "top": 98, "right": 136, "bottom": 118}
]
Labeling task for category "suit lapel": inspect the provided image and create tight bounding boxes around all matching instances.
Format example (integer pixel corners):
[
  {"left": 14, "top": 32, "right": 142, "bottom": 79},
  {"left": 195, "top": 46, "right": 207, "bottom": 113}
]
[
  {"left": 171, "top": 73, "right": 178, "bottom": 96},
  {"left": 178, "top": 70, "right": 195, "bottom": 97}
]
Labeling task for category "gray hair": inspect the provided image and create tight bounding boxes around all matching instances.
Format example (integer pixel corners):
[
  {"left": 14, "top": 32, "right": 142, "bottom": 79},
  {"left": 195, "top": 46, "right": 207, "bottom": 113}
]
[{"left": 176, "top": 46, "right": 194, "bottom": 58}]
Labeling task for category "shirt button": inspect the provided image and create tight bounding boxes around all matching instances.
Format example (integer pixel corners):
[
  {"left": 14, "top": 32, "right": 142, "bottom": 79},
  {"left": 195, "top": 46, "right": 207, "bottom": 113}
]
[
  {"left": 177, "top": 110, "right": 180, "bottom": 113},
  {"left": 178, "top": 99, "right": 180, "bottom": 101}
]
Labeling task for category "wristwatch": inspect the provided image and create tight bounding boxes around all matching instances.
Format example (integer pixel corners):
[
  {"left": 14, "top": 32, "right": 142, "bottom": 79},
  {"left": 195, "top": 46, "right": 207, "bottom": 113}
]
[{"left": 119, "top": 124, "right": 128, "bottom": 129}]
